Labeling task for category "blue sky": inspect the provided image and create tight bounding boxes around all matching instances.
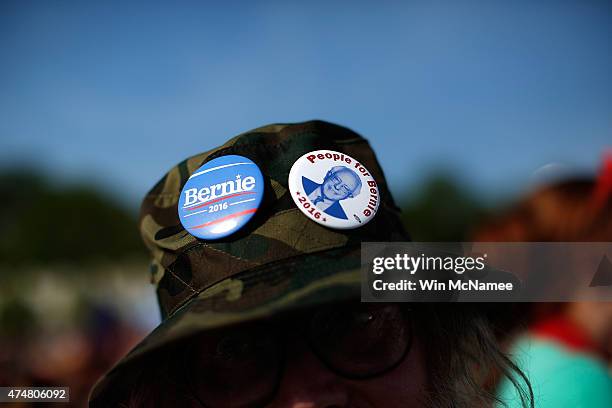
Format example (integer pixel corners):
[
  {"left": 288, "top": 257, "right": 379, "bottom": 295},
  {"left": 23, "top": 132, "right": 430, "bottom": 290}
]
[{"left": 1, "top": 0, "right": 611, "bottom": 208}]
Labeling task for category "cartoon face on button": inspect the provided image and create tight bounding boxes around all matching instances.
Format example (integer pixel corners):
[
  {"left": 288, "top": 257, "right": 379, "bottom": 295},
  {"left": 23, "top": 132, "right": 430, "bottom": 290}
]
[
  {"left": 322, "top": 166, "right": 362, "bottom": 201},
  {"left": 289, "top": 149, "right": 379, "bottom": 228}
]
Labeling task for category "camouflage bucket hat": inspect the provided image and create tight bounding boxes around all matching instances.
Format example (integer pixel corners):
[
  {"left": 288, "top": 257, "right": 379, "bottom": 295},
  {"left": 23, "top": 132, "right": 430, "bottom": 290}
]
[{"left": 89, "top": 120, "right": 408, "bottom": 406}]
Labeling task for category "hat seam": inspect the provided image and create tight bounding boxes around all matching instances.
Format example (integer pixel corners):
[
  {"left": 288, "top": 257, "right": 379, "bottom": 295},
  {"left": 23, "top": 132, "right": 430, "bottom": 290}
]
[
  {"left": 163, "top": 208, "right": 322, "bottom": 270},
  {"left": 159, "top": 205, "right": 400, "bottom": 317},
  {"left": 334, "top": 136, "right": 368, "bottom": 144},
  {"left": 164, "top": 241, "right": 360, "bottom": 318},
  {"left": 164, "top": 208, "right": 347, "bottom": 276},
  {"left": 165, "top": 267, "right": 199, "bottom": 295},
  {"left": 89, "top": 251, "right": 362, "bottom": 406}
]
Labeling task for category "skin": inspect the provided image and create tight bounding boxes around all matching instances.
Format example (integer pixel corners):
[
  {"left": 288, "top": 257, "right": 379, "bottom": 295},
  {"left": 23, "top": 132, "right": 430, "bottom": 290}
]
[
  {"left": 180, "top": 303, "right": 429, "bottom": 408},
  {"left": 322, "top": 169, "right": 361, "bottom": 201},
  {"left": 270, "top": 333, "right": 428, "bottom": 408}
]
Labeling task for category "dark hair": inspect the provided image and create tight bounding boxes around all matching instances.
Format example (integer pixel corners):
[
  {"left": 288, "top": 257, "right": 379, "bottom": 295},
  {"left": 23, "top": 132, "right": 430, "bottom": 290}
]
[
  {"left": 467, "top": 177, "right": 612, "bottom": 404},
  {"left": 475, "top": 178, "right": 612, "bottom": 242},
  {"left": 121, "top": 303, "right": 533, "bottom": 408},
  {"left": 474, "top": 178, "right": 612, "bottom": 326},
  {"left": 417, "top": 304, "right": 533, "bottom": 408}
]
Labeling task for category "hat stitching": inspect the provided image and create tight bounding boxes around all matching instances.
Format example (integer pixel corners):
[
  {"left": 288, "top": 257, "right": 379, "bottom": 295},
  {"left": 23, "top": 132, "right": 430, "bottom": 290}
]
[
  {"left": 164, "top": 238, "right": 355, "bottom": 318},
  {"left": 164, "top": 268, "right": 198, "bottom": 295}
]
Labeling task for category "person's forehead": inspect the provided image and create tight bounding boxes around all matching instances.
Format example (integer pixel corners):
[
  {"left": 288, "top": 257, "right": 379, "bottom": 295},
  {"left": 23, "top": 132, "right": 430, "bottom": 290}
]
[{"left": 336, "top": 168, "right": 356, "bottom": 178}]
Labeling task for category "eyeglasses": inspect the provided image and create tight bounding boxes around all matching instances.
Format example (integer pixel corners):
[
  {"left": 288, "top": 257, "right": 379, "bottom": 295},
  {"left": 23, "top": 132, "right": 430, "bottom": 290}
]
[
  {"left": 159, "top": 303, "right": 413, "bottom": 408},
  {"left": 330, "top": 174, "right": 354, "bottom": 198}
]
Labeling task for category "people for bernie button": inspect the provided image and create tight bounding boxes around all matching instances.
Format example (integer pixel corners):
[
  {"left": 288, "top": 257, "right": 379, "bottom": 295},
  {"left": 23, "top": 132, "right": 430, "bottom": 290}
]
[
  {"left": 178, "top": 155, "right": 264, "bottom": 240},
  {"left": 288, "top": 150, "right": 379, "bottom": 229}
]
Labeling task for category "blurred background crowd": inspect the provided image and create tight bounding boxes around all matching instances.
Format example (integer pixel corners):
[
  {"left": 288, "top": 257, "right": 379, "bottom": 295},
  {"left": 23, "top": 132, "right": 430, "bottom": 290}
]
[{"left": 1, "top": 1, "right": 611, "bottom": 406}]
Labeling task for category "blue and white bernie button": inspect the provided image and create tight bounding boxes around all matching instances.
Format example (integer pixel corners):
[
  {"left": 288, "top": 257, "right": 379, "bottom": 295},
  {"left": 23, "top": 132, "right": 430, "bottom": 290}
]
[
  {"left": 178, "top": 155, "right": 264, "bottom": 240},
  {"left": 288, "top": 150, "right": 379, "bottom": 229}
]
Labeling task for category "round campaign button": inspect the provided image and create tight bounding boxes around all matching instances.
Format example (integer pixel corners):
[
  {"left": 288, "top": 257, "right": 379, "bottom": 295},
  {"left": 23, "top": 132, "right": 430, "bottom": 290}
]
[
  {"left": 178, "top": 155, "right": 264, "bottom": 240},
  {"left": 288, "top": 150, "right": 380, "bottom": 229}
]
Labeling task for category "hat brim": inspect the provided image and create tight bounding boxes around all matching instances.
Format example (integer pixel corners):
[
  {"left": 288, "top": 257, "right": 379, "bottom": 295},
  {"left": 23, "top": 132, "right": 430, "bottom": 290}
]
[{"left": 89, "top": 245, "right": 362, "bottom": 406}]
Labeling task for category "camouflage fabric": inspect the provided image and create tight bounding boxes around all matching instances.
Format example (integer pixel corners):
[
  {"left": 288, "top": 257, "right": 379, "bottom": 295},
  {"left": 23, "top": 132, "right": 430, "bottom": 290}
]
[{"left": 89, "top": 120, "right": 409, "bottom": 406}]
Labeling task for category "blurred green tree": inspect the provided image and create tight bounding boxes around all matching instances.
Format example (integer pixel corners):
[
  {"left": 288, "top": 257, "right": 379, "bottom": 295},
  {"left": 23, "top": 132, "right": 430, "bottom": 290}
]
[
  {"left": 0, "top": 169, "right": 145, "bottom": 268},
  {"left": 0, "top": 298, "right": 37, "bottom": 337},
  {"left": 400, "top": 173, "right": 488, "bottom": 241}
]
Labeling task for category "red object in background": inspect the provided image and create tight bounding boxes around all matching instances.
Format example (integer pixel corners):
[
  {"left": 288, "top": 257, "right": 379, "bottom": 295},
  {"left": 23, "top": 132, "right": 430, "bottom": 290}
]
[
  {"left": 531, "top": 316, "right": 601, "bottom": 358},
  {"left": 591, "top": 151, "right": 612, "bottom": 213}
]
